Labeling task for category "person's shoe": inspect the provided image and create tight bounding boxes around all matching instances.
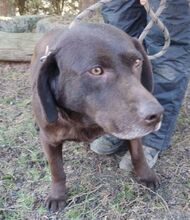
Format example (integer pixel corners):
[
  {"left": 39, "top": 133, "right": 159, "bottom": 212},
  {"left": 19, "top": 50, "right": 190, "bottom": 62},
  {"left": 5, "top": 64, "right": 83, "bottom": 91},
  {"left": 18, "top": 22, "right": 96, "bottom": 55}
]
[
  {"left": 90, "top": 135, "right": 124, "bottom": 155},
  {"left": 143, "top": 146, "right": 160, "bottom": 168},
  {"left": 119, "top": 145, "right": 160, "bottom": 171}
]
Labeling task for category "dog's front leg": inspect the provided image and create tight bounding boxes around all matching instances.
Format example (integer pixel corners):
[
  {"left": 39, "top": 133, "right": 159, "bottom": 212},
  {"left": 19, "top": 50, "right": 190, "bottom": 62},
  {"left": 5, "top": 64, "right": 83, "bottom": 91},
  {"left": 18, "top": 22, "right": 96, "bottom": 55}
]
[
  {"left": 40, "top": 133, "right": 66, "bottom": 212},
  {"left": 128, "top": 138, "right": 160, "bottom": 188}
]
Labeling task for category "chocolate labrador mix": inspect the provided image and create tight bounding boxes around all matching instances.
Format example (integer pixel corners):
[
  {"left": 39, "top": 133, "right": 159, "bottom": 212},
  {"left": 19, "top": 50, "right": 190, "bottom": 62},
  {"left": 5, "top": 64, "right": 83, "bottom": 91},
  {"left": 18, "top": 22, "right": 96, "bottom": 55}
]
[{"left": 31, "top": 23, "right": 163, "bottom": 211}]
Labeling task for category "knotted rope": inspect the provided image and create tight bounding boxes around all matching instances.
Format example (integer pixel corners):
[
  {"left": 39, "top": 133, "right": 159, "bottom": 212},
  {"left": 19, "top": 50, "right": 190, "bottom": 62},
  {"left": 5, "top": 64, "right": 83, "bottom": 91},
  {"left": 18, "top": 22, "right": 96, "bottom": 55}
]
[
  {"left": 139, "top": 0, "right": 170, "bottom": 59},
  {"left": 69, "top": 0, "right": 170, "bottom": 60}
]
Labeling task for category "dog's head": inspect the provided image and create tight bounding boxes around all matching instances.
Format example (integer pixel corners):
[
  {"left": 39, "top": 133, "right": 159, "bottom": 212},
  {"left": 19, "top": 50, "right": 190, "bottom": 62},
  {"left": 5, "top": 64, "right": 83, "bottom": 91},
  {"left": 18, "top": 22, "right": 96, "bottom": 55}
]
[{"left": 34, "top": 23, "right": 163, "bottom": 139}]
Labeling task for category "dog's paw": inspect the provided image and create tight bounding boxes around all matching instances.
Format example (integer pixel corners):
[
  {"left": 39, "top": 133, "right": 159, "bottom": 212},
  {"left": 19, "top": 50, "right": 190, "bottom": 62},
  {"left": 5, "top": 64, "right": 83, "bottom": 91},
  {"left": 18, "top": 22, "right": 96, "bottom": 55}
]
[
  {"left": 135, "top": 168, "right": 160, "bottom": 190},
  {"left": 46, "top": 182, "right": 66, "bottom": 212},
  {"left": 46, "top": 196, "right": 66, "bottom": 212}
]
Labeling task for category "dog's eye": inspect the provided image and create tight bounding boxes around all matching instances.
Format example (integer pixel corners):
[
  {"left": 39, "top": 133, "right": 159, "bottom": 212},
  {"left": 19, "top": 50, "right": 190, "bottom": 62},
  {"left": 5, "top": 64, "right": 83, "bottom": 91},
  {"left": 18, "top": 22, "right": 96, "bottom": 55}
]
[
  {"left": 134, "top": 59, "right": 142, "bottom": 68},
  {"left": 90, "top": 67, "right": 104, "bottom": 76}
]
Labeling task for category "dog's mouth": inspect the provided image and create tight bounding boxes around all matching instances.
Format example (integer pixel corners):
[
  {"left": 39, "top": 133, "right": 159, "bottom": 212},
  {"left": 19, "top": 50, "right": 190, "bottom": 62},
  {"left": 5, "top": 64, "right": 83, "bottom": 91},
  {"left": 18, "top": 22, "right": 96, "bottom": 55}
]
[
  {"left": 111, "top": 121, "right": 162, "bottom": 140},
  {"left": 154, "top": 121, "right": 162, "bottom": 131}
]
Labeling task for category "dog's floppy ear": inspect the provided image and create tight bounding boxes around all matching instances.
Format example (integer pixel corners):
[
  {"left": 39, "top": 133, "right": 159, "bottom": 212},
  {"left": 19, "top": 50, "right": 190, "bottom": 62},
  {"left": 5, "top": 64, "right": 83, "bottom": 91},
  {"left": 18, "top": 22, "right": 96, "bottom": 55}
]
[
  {"left": 132, "top": 38, "right": 153, "bottom": 92},
  {"left": 37, "top": 52, "right": 59, "bottom": 123}
]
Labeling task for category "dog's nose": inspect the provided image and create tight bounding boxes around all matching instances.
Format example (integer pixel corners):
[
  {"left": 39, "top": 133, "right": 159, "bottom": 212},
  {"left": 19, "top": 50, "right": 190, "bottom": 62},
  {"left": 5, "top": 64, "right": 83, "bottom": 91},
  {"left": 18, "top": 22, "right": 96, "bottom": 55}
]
[
  {"left": 140, "top": 103, "right": 164, "bottom": 125},
  {"left": 144, "top": 112, "right": 163, "bottom": 125}
]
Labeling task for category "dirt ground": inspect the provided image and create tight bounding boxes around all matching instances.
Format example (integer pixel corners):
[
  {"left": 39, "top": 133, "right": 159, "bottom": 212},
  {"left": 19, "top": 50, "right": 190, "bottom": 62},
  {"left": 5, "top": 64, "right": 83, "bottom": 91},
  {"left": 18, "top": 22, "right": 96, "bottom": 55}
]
[{"left": 0, "top": 63, "right": 190, "bottom": 220}]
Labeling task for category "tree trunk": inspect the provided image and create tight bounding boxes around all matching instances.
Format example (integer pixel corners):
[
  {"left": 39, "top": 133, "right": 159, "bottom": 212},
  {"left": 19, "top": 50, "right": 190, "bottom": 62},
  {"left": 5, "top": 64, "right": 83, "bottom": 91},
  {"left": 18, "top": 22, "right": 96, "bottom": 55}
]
[
  {"left": 0, "top": 0, "right": 16, "bottom": 16},
  {"left": 79, "top": 0, "right": 97, "bottom": 11},
  {"left": 16, "top": 0, "right": 27, "bottom": 15}
]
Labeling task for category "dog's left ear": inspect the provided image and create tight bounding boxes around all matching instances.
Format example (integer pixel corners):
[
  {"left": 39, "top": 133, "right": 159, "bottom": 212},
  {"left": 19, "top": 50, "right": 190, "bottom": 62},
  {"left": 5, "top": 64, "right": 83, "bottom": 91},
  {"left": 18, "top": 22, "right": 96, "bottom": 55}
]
[
  {"left": 132, "top": 38, "right": 153, "bottom": 92},
  {"left": 37, "top": 52, "right": 59, "bottom": 123}
]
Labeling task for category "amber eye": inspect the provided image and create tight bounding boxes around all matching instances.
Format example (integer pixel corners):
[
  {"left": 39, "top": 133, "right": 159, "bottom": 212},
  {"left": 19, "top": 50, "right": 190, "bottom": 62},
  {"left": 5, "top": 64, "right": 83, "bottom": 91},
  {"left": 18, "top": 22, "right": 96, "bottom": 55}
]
[
  {"left": 134, "top": 59, "right": 142, "bottom": 68},
  {"left": 90, "top": 67, "right": 104, "bottom": 75}
]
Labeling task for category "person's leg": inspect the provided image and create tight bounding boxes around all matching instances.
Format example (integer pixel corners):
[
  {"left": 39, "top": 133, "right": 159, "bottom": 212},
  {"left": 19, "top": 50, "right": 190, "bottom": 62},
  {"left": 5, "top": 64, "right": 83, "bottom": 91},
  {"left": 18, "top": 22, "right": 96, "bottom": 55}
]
[
  {"left": 119, "top": 0, "right": 190, "bottom": 169},
  {"left": 101, "top": 0, "right": 147, "bottom": 37},
  {"left": 143, "top": 0, "right": 190, "bottom": 151},
  {"left": 91, "top": 0, "right": 190, "bottom": 168},
  {"left": 143, "top": 62, "right": 189, "bottom": 151}
]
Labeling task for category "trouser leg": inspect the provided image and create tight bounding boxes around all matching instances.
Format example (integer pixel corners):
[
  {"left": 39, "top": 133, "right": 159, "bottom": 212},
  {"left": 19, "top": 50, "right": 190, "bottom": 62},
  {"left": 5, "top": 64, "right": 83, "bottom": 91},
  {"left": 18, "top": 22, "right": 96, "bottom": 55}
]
[
  {"left": 143, "top": 63, "right": 190, "bottom": 150},
  {"left": 100, "top": 0, "right": 190, "bottom": 151},
  {"left": 101, "top": 0, "right": 147, "bottom": 37}
]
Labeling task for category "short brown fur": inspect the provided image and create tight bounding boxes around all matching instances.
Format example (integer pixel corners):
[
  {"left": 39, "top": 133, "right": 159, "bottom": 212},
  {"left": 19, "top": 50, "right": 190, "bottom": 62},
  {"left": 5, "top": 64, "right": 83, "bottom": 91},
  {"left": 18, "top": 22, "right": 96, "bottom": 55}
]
[{"left": 31, "top": 23, "right": 163, "bottom": 211}]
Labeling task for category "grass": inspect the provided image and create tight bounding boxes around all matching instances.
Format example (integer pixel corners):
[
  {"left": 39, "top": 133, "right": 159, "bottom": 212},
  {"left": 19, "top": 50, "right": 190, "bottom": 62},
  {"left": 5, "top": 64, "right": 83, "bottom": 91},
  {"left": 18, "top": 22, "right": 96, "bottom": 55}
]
[{"left": 0, "top": 63, "right": 190, "bottom": 220}]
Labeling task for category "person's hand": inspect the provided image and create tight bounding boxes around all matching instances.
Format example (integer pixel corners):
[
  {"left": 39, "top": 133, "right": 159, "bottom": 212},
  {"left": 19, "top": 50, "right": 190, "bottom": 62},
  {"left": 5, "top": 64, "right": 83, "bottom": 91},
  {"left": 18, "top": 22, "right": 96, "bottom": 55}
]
[{"left": 140, "top": 0, "right": 148, "bottom": 5}]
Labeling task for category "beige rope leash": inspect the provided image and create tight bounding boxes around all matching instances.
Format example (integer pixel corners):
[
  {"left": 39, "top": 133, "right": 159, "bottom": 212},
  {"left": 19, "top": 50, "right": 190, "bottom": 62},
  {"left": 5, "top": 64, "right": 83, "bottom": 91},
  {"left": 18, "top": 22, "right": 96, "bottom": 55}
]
[
  {"left": 69, "top": 0, "right": 170, "bottom": 60},
  {"left": 139, "top": 0, "right": 166, "bottom": 41},
  {"left": 140, "top": 0, "right": 170, "bottom": 59}
]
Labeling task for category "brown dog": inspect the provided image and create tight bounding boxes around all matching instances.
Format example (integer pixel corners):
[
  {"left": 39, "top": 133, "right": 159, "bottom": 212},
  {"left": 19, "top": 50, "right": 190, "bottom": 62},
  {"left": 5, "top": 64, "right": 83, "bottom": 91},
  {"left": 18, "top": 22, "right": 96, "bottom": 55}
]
[{"left": 31, "top": 23, "right": 163, "bottom": 211}]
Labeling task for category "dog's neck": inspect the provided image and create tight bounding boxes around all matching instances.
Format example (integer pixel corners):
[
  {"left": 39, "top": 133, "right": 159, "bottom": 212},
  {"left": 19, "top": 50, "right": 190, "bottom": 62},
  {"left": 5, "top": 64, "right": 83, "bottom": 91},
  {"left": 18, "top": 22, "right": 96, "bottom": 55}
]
[{"left": 57, "top": 108, "right": 105, "bottom": 142}]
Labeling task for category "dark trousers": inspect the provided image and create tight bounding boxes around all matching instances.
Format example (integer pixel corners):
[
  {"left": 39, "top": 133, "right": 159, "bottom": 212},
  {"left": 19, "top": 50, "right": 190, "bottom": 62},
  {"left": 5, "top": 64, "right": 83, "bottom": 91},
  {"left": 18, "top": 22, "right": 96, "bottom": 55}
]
[{"left": 102, "top": 0, "right": 190, "bottom": 150}]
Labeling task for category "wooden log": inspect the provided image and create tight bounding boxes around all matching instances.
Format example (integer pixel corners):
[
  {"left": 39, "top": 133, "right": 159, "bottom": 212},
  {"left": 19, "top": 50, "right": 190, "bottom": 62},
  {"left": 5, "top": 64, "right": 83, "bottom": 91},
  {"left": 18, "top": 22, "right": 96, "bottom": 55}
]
[{"left": 0, "top": 31, "right": 43, "bottom": 62}]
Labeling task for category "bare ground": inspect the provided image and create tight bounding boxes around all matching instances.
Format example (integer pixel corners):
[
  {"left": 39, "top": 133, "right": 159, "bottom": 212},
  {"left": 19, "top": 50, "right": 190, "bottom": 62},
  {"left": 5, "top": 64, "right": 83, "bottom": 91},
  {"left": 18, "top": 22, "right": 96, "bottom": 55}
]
[{"left": 0, "top": 63, "right": 190, "bottom": 220}]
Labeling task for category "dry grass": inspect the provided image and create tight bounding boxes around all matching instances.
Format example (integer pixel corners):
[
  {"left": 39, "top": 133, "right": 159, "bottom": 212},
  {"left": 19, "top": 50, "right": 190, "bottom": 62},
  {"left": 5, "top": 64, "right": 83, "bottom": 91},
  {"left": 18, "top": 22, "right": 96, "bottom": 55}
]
[{"left": 0, "top": 63, "right": 190, "bottom": 220}]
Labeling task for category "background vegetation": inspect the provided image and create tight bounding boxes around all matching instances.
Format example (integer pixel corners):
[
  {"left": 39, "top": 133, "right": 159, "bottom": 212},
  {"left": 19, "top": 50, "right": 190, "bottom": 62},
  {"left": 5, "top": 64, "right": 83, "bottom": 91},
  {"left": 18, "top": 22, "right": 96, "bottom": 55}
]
[{"left": 0, "top": 0, "right": 97, "bottom": 16}]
